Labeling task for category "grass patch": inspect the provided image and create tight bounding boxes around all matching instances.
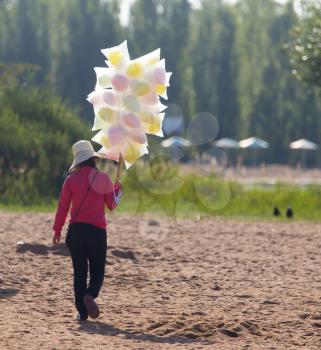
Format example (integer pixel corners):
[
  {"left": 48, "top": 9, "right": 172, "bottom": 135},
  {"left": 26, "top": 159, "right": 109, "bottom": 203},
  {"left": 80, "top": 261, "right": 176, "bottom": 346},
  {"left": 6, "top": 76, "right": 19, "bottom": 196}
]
[
  {"left": 1, "top": 162, "right": 321, "bottom": 221},
  {"left": 116, "top": 181, "right": 321, "bottom": 221},
  {"left": 0, "top": 202, "right": 56, "bottom": 213}
]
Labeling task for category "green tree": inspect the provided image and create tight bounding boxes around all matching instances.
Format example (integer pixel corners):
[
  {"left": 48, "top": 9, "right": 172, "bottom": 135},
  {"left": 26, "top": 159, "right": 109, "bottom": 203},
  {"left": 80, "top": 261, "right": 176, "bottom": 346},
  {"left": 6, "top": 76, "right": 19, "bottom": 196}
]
[
  {"left": 48, "top": 0, "right": 123, "bottom": 116},
  {"left": 234, "top": 0, "right": 276, "bottom": 137},
  {"left": 287, "top": 0, "right": 321, "bottom": 87},
  {"left": 192, "top": 0, "right": 238, "bottom": 137},
  {"left": 129, "top": 0, "right": 195, "bottom": 119}
]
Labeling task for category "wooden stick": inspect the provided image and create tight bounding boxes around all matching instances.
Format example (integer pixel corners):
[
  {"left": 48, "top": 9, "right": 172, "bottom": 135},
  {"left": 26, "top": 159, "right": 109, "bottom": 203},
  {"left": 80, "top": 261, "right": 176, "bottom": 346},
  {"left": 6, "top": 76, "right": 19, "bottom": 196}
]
[{"left": 116, "top": 154, "right": 123, "bottom": 182}]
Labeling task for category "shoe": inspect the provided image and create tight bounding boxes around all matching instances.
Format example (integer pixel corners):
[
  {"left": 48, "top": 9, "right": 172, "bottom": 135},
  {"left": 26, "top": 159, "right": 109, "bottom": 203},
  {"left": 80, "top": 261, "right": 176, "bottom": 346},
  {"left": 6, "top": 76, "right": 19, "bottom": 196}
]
[
  {"left": 75, "top": 313, "right": 88, "bottom": 322},
  {"left": 83, "top": 294, "right": 100, "bottom": 319}
]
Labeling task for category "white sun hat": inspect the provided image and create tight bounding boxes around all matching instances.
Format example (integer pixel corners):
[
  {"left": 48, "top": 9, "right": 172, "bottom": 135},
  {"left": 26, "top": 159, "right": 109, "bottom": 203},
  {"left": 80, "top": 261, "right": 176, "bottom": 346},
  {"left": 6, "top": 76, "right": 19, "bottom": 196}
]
[{"left": 69, "top": 140, "right": 102, "bottom": 172}]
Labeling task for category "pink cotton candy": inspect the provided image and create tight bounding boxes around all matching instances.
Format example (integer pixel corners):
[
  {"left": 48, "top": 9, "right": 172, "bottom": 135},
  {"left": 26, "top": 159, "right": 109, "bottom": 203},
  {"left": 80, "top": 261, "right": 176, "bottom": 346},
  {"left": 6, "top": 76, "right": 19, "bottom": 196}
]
[
  {"left": 126, "top": 130, "right": 146, "bottom": 144},
  {"left": 152, "top": 66, "right": 166, "bottom": 85},
  {"left": 122, "top": 113, "right": 141, "bottom": 129},
  {"left": 112, "top": 74, "right": 129, "bottom": 91},
  {"left": 102, "top": 91, "right": 117, "bottom": 105},
  {"left": 141, "top": 91, "right": 159, "bottom": 105},
  {"left": 108, "top": 125, "right": 126, "bottom": 145},
  {"left": 104, "top": 149, "right": 120, "bottom": 161}
]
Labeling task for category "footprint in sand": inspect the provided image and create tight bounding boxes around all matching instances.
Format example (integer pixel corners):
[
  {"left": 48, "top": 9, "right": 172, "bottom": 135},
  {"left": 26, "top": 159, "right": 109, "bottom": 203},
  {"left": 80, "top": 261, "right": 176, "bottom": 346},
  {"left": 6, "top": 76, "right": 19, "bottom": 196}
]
[
  {"left": 311, "top": 322, "right": 321, "bottom": 328},
  {"left": 311, "top": 314, "right": 321, "bottom": 320},
  {"left": 110, "top": 249, "right": 137, "bottom": 261},
  {"left": 219, "top": 328, "right": 240, "bottom": 338},
  {"left": 298, "top": 313, "right": 310, "bottom": 320},
  {"left": 240, "top": 321, "right": 262, "bottom": 336}
]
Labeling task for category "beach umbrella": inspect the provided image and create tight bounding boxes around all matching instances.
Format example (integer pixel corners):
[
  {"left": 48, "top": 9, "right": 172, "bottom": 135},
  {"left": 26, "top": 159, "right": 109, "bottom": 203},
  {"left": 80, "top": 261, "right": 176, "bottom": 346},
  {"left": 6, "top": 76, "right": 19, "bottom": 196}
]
[
  {"left": 214, "top": 138, "right": 240, "bottom": 149},
  {"left": 239, "top": 137, "right": 269, "bottom": 149},
  {"left": 289, "top": 138, "right": 318, "bottom": 150},
  {"left": 161, "top": 136, "right": 191, "bottom": 148},
  {"left": 213, "top": 138, "right": 239, "bottom": 168},
  {"left": 88, "top": 40, "right": 172, "bottom": 169},
  {"left": 289, "top": 138, "right": 318, "bottom": 168},
  {"left": 239, "top": 137, "right": 269, "bottom": 166}
]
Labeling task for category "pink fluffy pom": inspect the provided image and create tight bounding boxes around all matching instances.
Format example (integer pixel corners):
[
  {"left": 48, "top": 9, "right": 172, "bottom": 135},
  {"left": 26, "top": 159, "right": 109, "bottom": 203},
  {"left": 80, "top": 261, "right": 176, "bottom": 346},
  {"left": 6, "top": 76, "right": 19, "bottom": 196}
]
[
  {"left": 111, "top": 74, "right": 129, "bottom": 92},
  {"left": 105, "top": 149, "right": 120, "bottom": 161},
  {"left": 141, "top": 91, "right": 159, "bottom": 105},
  {"left": 152, "top": 66, "right": 166, "bottom": 85},
  {"left": 102, "top": 91, "right": 117, "bottom": 105},
  {"left": 126, "top": 130, "right": 146, "bottom": 144},
  {"left": 108, "top": 125, "right": 126, "bottom": 145},
  {"left": 122, "top": 113, "right": 141, "bottom": 128}
]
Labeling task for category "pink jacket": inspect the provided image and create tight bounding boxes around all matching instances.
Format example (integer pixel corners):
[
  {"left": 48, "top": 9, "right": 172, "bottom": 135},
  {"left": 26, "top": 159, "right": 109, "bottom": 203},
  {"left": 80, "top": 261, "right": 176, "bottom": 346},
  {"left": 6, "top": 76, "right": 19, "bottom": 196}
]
[{"left": 53, "top": 166, "right": 122, "bottom": 236}]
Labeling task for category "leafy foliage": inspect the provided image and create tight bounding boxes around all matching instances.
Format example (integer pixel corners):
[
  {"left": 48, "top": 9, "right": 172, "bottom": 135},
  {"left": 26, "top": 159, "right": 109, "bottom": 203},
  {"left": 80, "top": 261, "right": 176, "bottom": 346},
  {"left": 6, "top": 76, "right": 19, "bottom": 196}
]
[
  {"left": 287, "top": 0, "right": 321, "bottom": 86},
  {"left": 0, "top": 64, "right": 89, "bottom": 203}
]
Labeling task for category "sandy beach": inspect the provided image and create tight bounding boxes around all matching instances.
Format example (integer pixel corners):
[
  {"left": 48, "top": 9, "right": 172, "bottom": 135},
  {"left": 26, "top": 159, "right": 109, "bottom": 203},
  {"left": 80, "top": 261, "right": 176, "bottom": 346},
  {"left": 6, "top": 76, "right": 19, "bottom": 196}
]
[{"left": 1, "top": 211, "right": 321, "bottom": 349}]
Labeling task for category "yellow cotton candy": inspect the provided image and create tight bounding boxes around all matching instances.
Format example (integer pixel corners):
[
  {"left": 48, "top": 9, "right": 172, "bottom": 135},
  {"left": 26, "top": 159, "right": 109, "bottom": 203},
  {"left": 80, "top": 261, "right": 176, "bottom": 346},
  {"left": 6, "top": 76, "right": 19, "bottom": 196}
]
[
  {"left": 155, "top": 84, "right": 166, "bottom": 95},
  {"left": 146, "top": 57, "right": 159, "bottom": 66},
  {"left": 107, "top": 51, "right": 122, "bottom": 66},
  {"left": 98, "top": 107, "right": 115, "bottom": 123},
  {"left": 124, "top": 144, "right": 141, "bottom": 164},
  {"left": 133, "top": 82, "right": 150, "bottom": 96},
  {"left": 127, "top": 62, "right": 143, "bottom": 78},
  {"left": 146, "top": 118, "right": 161, "bottom": 134},
  {"left": 140, "top": 113, "right": 155, "bottom": 124},
  {"left": 100, "top": 135, "right": 111, "bottom": 149}
]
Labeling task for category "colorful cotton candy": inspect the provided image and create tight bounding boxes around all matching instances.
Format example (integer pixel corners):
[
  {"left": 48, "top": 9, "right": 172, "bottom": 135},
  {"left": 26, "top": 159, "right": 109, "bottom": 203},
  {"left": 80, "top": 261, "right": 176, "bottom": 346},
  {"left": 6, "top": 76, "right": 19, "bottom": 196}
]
[
  {"left": 88, "top": 40, "right": 171, "bottom": 168},
  {"left": 109, "top": 125, "right": 126, "bottom": 145},
  {"left": 112, "top": 74, "right": 129, "bottom": 92},
  {"left": 152, "top": 66, "right": 166, "bottom": 85},
  {"left": 127, "top": 130, "right": 146, "bottom": 144},
  {"left": 102, "top": 91, "right": 117, "bottom": 105},
  {"left": 122, "top": 113, "right": 141, "bottom": 129}
]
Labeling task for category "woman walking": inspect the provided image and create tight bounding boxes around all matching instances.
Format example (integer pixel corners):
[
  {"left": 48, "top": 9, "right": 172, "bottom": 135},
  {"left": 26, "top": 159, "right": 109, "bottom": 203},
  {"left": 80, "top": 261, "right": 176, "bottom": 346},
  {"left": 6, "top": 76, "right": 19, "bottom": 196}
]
[{"left": 52, "top": 140, "right": 122, "bottom": 321}]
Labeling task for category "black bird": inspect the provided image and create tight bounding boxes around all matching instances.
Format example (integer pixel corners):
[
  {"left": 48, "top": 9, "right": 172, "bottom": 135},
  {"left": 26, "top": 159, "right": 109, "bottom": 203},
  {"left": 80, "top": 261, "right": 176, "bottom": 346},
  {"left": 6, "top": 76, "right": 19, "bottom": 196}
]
[
  {"left": 273, "top": 206, "right": 281, "bottom": 217},
  {"left": 286, "top": 206, "right": 293, "bottom": 218}
]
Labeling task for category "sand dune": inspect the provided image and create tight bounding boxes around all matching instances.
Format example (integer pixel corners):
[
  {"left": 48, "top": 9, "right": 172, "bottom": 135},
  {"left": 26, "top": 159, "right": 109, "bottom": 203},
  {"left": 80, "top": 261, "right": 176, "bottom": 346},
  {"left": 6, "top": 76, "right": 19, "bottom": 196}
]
[{"left": 1, "top": 211, "right": 321, "bottom": 349}]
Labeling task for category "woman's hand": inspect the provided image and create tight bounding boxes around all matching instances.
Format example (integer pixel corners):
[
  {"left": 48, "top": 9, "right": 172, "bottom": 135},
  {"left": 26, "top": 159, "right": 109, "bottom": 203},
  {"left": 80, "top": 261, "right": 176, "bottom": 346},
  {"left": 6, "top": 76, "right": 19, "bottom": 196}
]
[{"left": 52, "top": 234, "right": 60, "bottom": 245}]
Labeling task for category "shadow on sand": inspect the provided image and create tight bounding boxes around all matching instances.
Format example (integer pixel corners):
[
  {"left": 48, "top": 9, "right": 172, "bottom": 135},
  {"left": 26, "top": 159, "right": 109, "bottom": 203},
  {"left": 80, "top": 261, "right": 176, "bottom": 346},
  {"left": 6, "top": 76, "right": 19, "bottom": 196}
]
[
  {"left": 78, "top": 320, "right": 210, "bottom": 345},
  {"left": 16, "top": 242, "right": 69, "bottom": 256},
  {"left": 0, "top": 288, "right": 19, "bottom": 299}
]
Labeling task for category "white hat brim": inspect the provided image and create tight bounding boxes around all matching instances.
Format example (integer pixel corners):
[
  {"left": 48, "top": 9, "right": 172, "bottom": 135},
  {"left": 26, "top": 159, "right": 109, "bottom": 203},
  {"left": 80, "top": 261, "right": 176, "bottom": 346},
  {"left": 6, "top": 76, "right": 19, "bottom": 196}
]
[{"left": 69, "top": 151, "right": 103, "bottom": 172}]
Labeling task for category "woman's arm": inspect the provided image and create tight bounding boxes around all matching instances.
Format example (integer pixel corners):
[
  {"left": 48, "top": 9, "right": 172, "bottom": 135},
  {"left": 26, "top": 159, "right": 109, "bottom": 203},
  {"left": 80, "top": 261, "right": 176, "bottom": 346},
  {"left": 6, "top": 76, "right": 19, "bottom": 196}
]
[{"left": 53, "top": 177, "right": 72, "bottom": 238}]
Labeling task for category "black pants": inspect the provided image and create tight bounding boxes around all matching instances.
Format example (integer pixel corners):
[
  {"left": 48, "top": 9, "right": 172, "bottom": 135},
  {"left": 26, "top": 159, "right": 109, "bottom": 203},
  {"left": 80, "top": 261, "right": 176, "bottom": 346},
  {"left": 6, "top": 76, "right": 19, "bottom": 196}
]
[{"left": 66, "top": 223, "right": 107, "bottom": 318}]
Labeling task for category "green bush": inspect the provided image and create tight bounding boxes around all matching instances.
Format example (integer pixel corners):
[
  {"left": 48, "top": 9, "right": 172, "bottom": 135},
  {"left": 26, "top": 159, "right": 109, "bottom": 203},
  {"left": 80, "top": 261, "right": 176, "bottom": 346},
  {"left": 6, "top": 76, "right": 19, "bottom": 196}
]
[{"left": 0, "top": 64, "right": 90, "bottom": 204}]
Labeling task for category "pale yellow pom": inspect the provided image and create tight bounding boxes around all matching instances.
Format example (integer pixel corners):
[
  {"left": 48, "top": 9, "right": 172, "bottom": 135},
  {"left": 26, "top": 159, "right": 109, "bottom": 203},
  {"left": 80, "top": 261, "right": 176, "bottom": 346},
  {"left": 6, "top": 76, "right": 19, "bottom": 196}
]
[
  {"left": 107, "top": 51, "right": 122, "bottom": 66},
  {"left": 127, "top": 62, "right": 144, "bottom": 78},
  {"left": 146, "top": 118, "right": 161, "bottom": 134},
  {"left": 124, "top": 144, "right": 141, "bottom": 163},
  {"left": 132, "top": 81, "right": 150, "bottom": 96},
  {"left": 146, "top": 57, "right": 159, "bottom": 66},
  {"left": 98, "top": 107, "right": 115, "bottom": 123},
  {"left": 155, "top": 84, "right": 166, "bottom": 95},
  {"left": 100, "top": 135, "right": 111, "bottom": 149},
  {"left": 140, "top": 112, "right": 155, "bottom": 124}
]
